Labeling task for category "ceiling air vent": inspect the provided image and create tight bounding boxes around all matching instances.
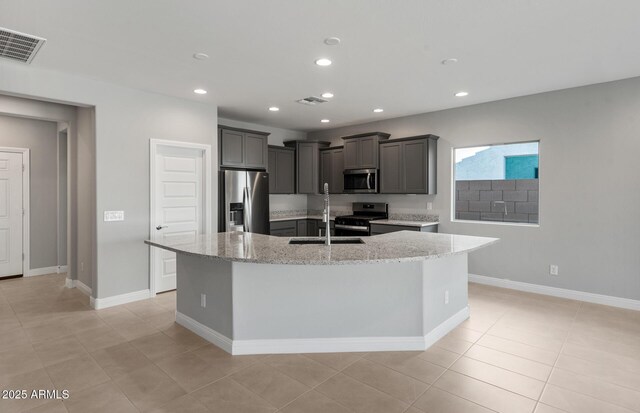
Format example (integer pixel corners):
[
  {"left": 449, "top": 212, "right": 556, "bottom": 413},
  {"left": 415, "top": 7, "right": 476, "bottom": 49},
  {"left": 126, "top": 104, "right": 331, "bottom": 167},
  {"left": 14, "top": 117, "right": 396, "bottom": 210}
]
[
  {"left": 0, "top": 28, "right": 46, "bottom": 64},
  {"left": 296, "top": 96, "right": 328, "bottom": 106}
]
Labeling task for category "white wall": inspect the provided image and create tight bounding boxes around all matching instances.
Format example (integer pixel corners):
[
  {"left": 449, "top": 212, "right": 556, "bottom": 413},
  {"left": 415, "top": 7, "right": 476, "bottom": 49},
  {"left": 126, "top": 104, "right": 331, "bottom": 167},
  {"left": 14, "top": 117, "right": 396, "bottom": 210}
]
[
  {"left": 0, "top": 63, "right": 218, "bottom": 299},
  {"left": 218, "top": 117, "right": 308, "bottom": 212},
  {"left": 308, "top": 77, "right": 640, "bottom": 301}
]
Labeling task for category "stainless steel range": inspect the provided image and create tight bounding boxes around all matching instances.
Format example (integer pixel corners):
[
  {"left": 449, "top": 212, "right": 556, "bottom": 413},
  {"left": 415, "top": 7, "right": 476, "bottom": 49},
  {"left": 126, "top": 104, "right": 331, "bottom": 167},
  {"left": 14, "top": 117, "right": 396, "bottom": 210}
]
[{"left": 334, "top": 202, "right": 388, "bottom": 236}]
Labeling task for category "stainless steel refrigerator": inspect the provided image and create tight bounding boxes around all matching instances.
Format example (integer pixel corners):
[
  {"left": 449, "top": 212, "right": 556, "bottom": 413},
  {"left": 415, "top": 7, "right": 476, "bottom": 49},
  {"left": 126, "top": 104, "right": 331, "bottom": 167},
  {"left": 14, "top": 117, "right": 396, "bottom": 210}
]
[{"left": 219, "top": 170, "right": 270, "bottom": 234}]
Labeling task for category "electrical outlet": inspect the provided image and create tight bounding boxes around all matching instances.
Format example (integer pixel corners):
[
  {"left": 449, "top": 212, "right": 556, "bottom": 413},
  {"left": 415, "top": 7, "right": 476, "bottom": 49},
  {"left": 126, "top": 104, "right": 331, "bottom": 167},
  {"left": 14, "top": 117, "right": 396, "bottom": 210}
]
[
  {"left": 201, "top": 293, "right": 206, "bottom": 308},
  {"left": 550, "top": 265, "right": 559, "bottom": 276},
  {"left": 427, "top": 202, "right": 433, "bottom": 210},
  {"left": 80, "top": 262, "right": 84, "bottom": 272},
  {"left": 103, "top": 210, "right": 125, "bottom": 222},
  {"left": 444, "top": 290, "right": 449, "bottom": 304}
]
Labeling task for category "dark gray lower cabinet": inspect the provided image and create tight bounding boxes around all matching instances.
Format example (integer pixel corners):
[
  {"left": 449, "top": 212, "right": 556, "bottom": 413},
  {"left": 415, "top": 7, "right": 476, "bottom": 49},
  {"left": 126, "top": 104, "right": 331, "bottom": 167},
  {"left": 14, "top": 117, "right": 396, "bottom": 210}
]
[
  {"left": 318, "top": 220, "right": 335, "bottom": 236},
  {"left": 267, "top": 146, "right": 295, "bottom": 194},
  {"left": 269, "top": 220, "right": 297, "bottom": 237},
  {"left": 270, "top": 219, "right": 321, "bottom": 237},
  {"left": 320, "top": 147, "right": 344, "bottom": 193},
  {"left": 369, "top": 223, "right": 438, "bottom": 235},
  {"left": 379, "top": 134, "right": 438, "bottom": 194}
]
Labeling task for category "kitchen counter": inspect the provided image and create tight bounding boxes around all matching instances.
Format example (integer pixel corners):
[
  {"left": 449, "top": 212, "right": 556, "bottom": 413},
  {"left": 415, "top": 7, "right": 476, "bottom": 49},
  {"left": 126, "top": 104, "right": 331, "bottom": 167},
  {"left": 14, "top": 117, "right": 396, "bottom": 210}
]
[
  {"left": 146, "top": 231, "right": 497, "bottom": 356},
  {"left": 145, "top": 231, "right": 497, "bottom": 265},
  {"left": 372, "top": 219, "right": 440, "bottom": 228}
]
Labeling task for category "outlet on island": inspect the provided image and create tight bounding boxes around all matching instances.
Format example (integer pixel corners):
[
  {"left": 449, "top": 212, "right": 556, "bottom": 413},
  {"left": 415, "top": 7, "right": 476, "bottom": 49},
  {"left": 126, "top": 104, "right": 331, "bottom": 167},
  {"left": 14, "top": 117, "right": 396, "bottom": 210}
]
[
  {"left": 550, "top": 265, "right": 559, "bottom": 276},
  {"left": 201, "top": 293, "right": 206, "bottom": 308}
]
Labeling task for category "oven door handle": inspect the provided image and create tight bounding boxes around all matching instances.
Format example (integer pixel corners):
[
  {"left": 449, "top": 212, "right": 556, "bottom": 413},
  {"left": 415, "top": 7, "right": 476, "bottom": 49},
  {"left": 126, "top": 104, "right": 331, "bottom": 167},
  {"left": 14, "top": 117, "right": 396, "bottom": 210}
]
[
  {"left": 334, "top": 224, "right": 369, "bottom": 232},
  {"left": 367, "top": 173, "right": 371, "bottom": 190}
]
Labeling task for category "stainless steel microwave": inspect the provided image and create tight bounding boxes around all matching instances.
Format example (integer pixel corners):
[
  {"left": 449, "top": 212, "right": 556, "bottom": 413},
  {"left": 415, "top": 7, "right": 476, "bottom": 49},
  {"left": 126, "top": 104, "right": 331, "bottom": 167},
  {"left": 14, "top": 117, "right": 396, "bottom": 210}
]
[{"left": 343, "top": 169, "right": 378, "bottom": 193}]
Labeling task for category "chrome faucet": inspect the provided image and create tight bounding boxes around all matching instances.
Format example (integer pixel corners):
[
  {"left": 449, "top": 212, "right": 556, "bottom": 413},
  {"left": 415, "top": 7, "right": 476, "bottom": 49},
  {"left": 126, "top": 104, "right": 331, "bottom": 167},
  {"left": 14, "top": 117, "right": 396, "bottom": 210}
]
[{"left": 323, "top": 182, "right": 331, "bottom": 246}]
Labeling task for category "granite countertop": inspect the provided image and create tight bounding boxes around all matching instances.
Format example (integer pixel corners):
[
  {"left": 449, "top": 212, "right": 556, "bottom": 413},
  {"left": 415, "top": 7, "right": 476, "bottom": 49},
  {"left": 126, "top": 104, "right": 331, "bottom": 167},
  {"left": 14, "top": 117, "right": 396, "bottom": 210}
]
[
  {"left": 372, "top": 220, "right": 440, "bottom": 228},
  {"left": 145, "top": 231, "right": 498, "bottom": 265}
]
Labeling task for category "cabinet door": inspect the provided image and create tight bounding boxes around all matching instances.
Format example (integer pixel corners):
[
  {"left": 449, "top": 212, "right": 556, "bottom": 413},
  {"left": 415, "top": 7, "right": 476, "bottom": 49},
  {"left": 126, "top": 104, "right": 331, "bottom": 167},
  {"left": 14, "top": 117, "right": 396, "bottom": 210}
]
[
  {"left": 296, "top": 220, "right": 307, "bottom": 237},
  {"left": 276, "top": 149, "right": 295, "bottom": 194},
  {"left": 297, "top": 143, "right": 317, "bottom": 194},
  {"left": 220, "top": 129, "right": 244, "bottom": 167},
  {"left": 307, "top": 220, "right": 319, "bottom": 237},
  {"left": 359, "top": 136, "right": 378, "bottom": 168},
  {"left": 403, "top": 140, "right": 428, "bottom": 193},
  {"left": 343, "top": 140, "right": 359, "bottom": 169},
  {"left": 270, "top": 220, "right": 297, "bottom": 237},
  {"left": 267, "top": 148, "right": 277, "bottom": 193},
  {"left": 380, "top": 142, "right": 404, "bottom": 193},
  {"left": 332, "top": 149, "right": 344, "bottom": 193},
  {"left": 244, "top": 133, "right": 268, "bottom": 169}
]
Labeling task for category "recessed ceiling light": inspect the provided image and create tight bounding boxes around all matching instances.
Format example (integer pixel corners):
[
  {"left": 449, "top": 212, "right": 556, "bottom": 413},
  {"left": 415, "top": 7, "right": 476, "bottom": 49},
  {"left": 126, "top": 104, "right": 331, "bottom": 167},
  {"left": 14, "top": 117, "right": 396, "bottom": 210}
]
[
  {"left": 321, "top": 92, "right": 334, "bottom": 98},
  {"left": 268, "top": 106, "right": 280, "bottom": 112},
  {"left": 315, "top": 58, "right": 332, "bottom": 66},
  {"left": 441, "top": 58, "right": 458, "bottom": 65},
  {"left": 324, "top": 37, "right": 341, "bottom": 46},
  {"left": 193, "top": 89, "right": 207, "bottom": 95},
  {"left": 320, "top": 119, "right": 330, "bottom": 123},
  {"left": 454, "top": 91, "right": 469, "bottom": 97},
  {"left": 373, "top": 108, "right": 384, "bottom": 113},
  {"left": 193, "top": 52, "right": 209, "bottom": 60}
]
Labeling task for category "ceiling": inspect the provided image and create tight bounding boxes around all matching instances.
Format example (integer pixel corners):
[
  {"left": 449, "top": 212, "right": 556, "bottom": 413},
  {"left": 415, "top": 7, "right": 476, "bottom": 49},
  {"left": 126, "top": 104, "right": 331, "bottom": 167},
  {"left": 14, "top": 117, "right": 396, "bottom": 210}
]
[{"left": 2, "top": 0, "right": 640, "bottom": 132}]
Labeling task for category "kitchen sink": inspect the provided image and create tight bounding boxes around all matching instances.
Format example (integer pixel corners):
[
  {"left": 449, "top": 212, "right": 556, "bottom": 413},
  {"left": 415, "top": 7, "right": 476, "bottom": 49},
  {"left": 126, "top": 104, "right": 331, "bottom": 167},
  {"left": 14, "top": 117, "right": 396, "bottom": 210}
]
[{"left": 288, "top": 237, "right": 364, "bottom": 245}]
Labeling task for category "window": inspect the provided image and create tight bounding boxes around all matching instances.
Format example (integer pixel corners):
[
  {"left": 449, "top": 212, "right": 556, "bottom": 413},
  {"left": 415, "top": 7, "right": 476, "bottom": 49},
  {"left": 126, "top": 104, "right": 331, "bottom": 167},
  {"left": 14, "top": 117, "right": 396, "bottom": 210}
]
[{"left": 453, "top": 141, "right": 539, "bottom": 224}]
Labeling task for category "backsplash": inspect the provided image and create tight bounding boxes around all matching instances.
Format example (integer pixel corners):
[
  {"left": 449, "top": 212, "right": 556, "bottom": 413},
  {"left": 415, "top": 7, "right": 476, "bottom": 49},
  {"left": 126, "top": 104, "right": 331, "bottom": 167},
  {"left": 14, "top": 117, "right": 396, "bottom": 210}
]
[{"left": 270, "top": 208, "right": 439, "bottom": 222}]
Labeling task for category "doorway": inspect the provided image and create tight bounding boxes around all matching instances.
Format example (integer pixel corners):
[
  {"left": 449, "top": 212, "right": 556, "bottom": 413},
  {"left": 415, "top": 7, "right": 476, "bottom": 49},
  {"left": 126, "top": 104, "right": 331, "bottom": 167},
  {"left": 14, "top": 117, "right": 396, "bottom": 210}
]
[
  {"left": 0, "top": 148, "right": 29, "bottom": 279},
  {"left": 150, "top": 140, "right": 211, "bottom": 294}
]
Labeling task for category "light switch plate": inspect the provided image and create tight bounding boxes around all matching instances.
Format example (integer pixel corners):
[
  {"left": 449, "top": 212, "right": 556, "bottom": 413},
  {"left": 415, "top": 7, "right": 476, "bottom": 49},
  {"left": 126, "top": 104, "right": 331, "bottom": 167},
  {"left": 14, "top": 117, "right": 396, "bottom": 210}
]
[{"left": 104, "top": 210, "right": 124, "bottom": 222}]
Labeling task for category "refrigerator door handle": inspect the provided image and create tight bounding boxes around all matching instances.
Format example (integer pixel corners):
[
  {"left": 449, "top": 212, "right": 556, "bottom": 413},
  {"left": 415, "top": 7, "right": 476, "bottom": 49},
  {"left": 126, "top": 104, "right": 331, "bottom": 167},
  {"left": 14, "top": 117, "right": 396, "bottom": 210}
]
[{"left": 243, "top": 186, "right": 252, "bottom": 232}]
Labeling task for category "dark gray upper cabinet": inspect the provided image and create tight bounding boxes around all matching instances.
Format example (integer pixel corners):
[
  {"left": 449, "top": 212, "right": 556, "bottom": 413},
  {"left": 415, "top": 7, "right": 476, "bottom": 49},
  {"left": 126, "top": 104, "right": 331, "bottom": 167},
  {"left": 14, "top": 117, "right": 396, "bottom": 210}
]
[
  {"left": 219, "top": 125, "right": 269, "bottom": 170},
  {"left": 341, "top": 132, "right": 390, "bottom": 169},
  {"left": 284, "top": 140, "right": 330, "bottom": 194},
  {"left": 320, "top": 146, "right": 344, "bottom": 194},
  {"left": 379, "top": 134, "right": 438, "bottom": 194},
  {"left": 267, "top": 146, "right": 295, "bottom": 194}
]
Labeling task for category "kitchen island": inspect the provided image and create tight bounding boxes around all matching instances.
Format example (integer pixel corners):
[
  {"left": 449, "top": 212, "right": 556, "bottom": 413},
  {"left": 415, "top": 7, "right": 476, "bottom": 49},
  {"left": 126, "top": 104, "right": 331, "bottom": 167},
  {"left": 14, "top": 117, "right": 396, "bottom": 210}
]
[{"left": 145, "top": 231, "right": 497, "bottom": 355}]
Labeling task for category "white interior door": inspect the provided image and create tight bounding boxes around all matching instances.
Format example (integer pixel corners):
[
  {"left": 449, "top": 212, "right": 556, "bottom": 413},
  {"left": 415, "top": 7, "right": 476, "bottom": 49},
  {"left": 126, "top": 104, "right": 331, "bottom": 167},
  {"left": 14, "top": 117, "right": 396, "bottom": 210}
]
[
  {"left": 0, "top": 151, "right": 23, "bottom": 277},
  {"left": 152, "top": 145, "right": 204, "bottom": 293}
]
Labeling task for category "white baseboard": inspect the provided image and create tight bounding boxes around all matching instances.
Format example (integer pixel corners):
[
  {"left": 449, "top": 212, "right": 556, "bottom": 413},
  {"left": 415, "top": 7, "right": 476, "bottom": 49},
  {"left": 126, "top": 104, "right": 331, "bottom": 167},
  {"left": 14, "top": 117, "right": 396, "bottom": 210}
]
[
  {"left": 176, "top": 306, "right": 469, "bottom": 356},
  {"left": 469, "top": 274, "right": 640, "bottom": 311},
  {"left": 423, "top": 306, "right": 470, "bottom": 349},
  {"left": 176, "top": 312, "right": 233, "bottom": 353},
  {"left": 25, "top": 266, "right": 59, "bottom": 277},
  {"left": 91, "top": 289, "right": 152, "bottom": 310},
  {"left": 25, "top": 265, "right": 69, "bottom": 277},
  {"left": 64, "top": 278, "right": 92, "bottom": 296}
]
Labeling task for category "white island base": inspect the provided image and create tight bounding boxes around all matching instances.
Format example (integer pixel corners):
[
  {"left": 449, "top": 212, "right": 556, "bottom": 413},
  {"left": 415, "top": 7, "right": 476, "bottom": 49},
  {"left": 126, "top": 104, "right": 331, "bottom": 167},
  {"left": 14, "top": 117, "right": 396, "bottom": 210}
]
[{"left": 175, "top": 253, "right": 470, "bottom": 355}]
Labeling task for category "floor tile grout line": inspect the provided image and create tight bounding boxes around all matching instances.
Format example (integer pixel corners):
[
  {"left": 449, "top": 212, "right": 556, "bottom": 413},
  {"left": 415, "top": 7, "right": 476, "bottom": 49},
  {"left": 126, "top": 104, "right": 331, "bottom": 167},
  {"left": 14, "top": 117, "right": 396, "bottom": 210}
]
[
  {"left": 273, "top": 354, "right": 365, "bottom": 412},
  {"left": 403, "top": 307, "right": 509, "bottom": 413},
  {"left": 532, "top": 299, "right": 582, "bottom": 412}
]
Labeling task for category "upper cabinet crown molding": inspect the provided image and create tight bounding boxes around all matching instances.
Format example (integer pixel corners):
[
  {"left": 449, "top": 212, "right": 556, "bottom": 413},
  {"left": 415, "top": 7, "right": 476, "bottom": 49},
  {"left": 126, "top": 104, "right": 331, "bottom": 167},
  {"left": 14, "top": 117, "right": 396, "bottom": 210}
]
[{"left": 218, "top": 125, "right": 269, "bottom": 170}]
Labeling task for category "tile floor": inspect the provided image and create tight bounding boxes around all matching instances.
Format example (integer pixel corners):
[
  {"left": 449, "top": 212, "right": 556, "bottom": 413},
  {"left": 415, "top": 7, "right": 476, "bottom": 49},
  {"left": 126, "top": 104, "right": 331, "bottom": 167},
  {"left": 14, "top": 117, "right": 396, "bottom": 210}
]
[{"left": 1, "top": 273, "right": 640, "bottom": 412}]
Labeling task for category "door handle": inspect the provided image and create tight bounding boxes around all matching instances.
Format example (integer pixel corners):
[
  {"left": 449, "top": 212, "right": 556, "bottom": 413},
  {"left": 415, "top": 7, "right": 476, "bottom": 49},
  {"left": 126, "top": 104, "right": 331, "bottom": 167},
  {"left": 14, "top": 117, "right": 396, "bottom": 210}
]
[{"left": 156, "top": 225, "right": 168, "bottom": 230}]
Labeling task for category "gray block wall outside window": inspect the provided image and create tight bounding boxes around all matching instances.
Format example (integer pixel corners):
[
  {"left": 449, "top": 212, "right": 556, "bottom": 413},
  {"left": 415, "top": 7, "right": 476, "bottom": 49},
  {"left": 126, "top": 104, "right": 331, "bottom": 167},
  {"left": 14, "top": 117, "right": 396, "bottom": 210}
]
[{"left": 455, "top": 179, "right": 538, "bottom": 224}]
